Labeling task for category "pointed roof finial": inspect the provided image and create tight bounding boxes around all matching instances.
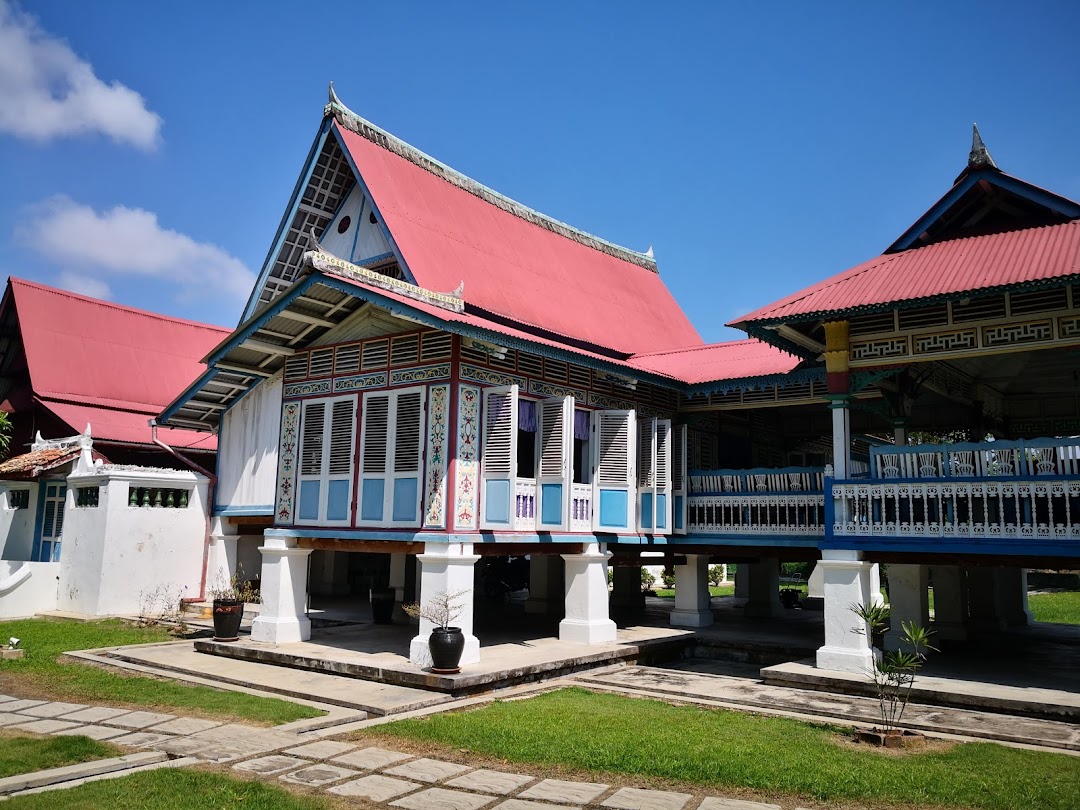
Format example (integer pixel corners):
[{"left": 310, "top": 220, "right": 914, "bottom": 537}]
[
  {"left": 645, "top": 244, "right": 654, "bottom": 259},
  {"left": 968, "top": 123, "right": 998, "bottom": 170},
  {"left": 328, "top": 81, "right": 341, "bottom": 107}
]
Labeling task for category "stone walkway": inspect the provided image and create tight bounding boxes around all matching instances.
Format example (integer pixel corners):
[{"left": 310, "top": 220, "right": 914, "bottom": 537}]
[{"left": 0, "top": 694, "right": 792, "bottom": 809}]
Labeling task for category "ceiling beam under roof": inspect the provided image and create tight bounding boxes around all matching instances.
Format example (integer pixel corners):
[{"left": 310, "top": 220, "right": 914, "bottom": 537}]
[
  {"left": 215, "top": 362, "right": 275, "bottom": 378},
  {"left": 275, "top": 310, "right": 335, "bottom": 327},
  {"left": 773, "top": 324, "right": 824, "bottom": 354},
  {"left": 241, "top": 338, "right": 295, "bottom": 356}
]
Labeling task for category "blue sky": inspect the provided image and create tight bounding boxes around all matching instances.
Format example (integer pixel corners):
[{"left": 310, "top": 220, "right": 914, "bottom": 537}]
[{"left": 1, "top": 1, "right": 1078, "bottom": 341}]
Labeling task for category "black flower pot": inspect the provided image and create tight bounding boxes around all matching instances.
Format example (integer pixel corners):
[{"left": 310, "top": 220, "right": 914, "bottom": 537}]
[
  {"left": 212, "top": 598, "right": 244, "bottom": 641},
  {"left": 370, "top": 588, "right": 396, "bottom": 625},
  {"left": 428, "top": 626, "right": 465, "bottom": 673}
]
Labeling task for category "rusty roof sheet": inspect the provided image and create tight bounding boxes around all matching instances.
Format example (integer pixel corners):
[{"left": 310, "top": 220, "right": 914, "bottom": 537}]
[{"left": 0, "top": 447, "right": 81, "bottom": 479}]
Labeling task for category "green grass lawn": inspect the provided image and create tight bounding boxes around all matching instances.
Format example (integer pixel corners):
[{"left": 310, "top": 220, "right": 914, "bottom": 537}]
[
  {"left": 0, "top": 733, "right": 121, "bottom": 779},
  {"left": 654, "top": 584, "right": 735, "bottom": 598},
  {"left": 373, "top": 688, "right": 1080, "bottom": 810},
  {"left": 4, "top": 768, "right": 335, "bottom": 809},
  {"left": 0, "top": 618, "right": 321, "bottom": 726},
  {"left": 1027, "top": 590, "right": 1080, "bottom": 625}
]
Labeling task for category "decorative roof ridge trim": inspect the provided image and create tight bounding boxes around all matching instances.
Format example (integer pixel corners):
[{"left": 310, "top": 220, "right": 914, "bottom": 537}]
[
  {"left": 740, "top": 273, "right": 1080, "bottom": 328},
  {"left": 305, "top": 249, "right": 464, "bottom": 313},
  {"left": 325, "top": 101, "right": 659, "bottom": 273}
]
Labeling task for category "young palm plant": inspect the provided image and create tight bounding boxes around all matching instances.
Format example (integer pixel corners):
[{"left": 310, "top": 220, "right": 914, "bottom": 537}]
[{"left": 850, "top": 601, "right": 937, "bottom": 734}]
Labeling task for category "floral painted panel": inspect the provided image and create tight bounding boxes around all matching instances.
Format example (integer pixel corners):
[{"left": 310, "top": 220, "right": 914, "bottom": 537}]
[
  {"left": 424, "top": 383, "right": 449, "bottom": 528},
  {"left": 454, "top": 384, "right": 480, "bottom": 531},
  {"left": 276, "top": 401, "right": 300, "bottom": 523}
]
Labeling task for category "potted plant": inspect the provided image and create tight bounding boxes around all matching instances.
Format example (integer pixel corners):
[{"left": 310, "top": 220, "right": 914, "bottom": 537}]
[
  {"left": 849, "top": 601, "right": 937, "bottom": 747},
  {"left": 402, "top": 589, "right": 468, "bottom": 673},
  {"left": 208, "top": 570, "right": 260, "bottom": 642}
]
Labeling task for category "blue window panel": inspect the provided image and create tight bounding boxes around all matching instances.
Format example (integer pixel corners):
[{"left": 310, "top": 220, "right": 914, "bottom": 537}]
[
  {"left": 50, "top": 542, "right": 62, "bottom": 562},
  {"left": 484, "top": 480, "right": 511, "bottom": 525},
  {"left": 361, "top": 480, "right": 385, "bottom": 522},
  {"left": 540, "top": 483, "right": 563, "bottom": 526},
  {"left": 656, "top": 494, "right": 667, "bottom": 530},
  {"left": 598, "top": 490, "right": 629, "bottom": 529},
  {"left": 674, "top": 495, "right": 684, "bottom": 530},
  {"left": 46, "top": 485, "right": 57, "bottom": 498},
  {"left": 326, "top": 481, "right": 350, "bottom": 521},
  {"left": 640, "top": 493, "right": 654, "bottom": 530},
  {"left": 392, "top": 478, "right": 418, "bottom": 522},
  {"left": 298, "top": 481, "right": 321, "bottom": 521}
]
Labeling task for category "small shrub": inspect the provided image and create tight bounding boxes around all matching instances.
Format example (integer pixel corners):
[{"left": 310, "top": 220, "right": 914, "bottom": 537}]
[
  {"left": 708, "top": 565, "right": 725, "bottom": 586},
  {"left": 640, "top": 568, "right": 656, "bottom": 592}
]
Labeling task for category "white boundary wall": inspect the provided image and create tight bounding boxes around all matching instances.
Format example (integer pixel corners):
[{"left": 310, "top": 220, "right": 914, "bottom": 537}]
[{"left": 0, "top": 560, "right": 60, "bottom": 618}]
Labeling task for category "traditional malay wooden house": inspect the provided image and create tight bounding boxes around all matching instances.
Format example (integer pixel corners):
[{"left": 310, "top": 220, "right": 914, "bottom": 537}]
[{"left": 161, "top": 91, "right": 1080, "bottom": 675}]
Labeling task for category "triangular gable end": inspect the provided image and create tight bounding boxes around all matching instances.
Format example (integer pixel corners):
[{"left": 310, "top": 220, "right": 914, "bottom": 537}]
[
  {"left": 888, "top": 129, "right": 1080, "bottom": 253},
  {"left": 240, "top": 115, "right": 418, "bottom": 323}
]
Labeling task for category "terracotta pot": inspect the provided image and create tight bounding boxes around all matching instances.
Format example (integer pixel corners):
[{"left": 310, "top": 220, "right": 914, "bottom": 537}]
[
  {"left": 212, "top": 598, "right": 244, "bottom": 641},
  {"left": 428, "top": 626, "right": 465, "bottom": 673}
]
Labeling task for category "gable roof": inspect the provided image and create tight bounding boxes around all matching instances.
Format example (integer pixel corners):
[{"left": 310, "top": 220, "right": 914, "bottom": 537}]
[
  {"left": 1, "top": 278, "right": 229, "bottom": 449},
  {"left": 242, "top": 92, "right": 702, "bottom": 357},
  {"left": 731, "top": 219, "right": 1080, "bottom": 329}
]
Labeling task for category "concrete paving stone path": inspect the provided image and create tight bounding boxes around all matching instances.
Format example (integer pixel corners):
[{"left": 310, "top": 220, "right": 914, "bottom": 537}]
[{"left": 3, "top": 694, "right": 1053, "bottom": 810}]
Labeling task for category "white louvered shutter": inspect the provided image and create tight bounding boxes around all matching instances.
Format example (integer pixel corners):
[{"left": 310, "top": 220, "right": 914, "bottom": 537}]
[
  {"left": 672, "top": 424, "right": 688, "bottom": 535},
  {"left": 592, "top": 409, "right": 636, "bottom": 532},
  {"left": 297, "top": 400, "right": 327, "bottom": 523},
  {"left": 654, "top": 419, "right": 673, "bottom": 534},
  {"left": 637, "top": 417, "right": 656, "bottom": 532},
  {"left": 389, "top": 388, "right": 425, "bottom": 525},
  {"left": 480, "top": 385, "right": 518, "bottom": 529},
  {"left": 358, "top": 387, "right": 425, "bottom": 526},
  {"left": 325, "top": 398, "right": 356, "bottom": 523},
  {"left": 297, "top": 396, "right": 357, "bottom": 525},
  {"left": 535, "top": 396, "right": 573, "bottom": 531}
]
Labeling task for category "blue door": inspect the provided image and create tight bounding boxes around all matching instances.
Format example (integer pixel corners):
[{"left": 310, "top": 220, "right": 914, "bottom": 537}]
[{"left": 34, "top": 482, "right": 66, "bottom": 562}]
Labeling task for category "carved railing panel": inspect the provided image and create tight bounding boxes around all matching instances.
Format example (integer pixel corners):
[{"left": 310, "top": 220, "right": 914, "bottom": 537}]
[
  {"left": 570, "top": 483, "right": 591, "bottom": 532},
  {"left": 514, "top": 479, "right": 536, "bottom": 531},
  {"left": 687, "top": 493, "right": 826, "bottom": 535}
]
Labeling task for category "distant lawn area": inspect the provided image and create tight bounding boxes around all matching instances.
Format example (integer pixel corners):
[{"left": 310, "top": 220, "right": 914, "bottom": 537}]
[
  {"left": 1028, "top": 590, "right": 1080, "bottom": 625},
  {"left": 0, "top": 732, "right": 120, "bottom": 779},
  {"left": 4, "top": 768, "right": 332, "bottom": 809},
  {"left": 654, "top": 584, "right": 734, "bottom": 598},
  {"left": 372, "top": 688, "right": 1080, "bottom": 810},
  {"left": 0, "top": 618, "right": 320, "bottom": 726}
]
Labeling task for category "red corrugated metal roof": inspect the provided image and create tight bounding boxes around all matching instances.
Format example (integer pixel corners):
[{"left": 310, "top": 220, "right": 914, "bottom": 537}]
[
  {"left": 335, "top": 124, "right": 702, "bottom": 355},
  {"left": 626, "top": 339, "right": 802, "bottom": 385},
  {"left": 41, "top": 400, "right": 215, "bottom": 451},
  {"left": 8, "top": 278, "right": 228, "bottom": 449},
  {"left": 731, "top": 220, "right": 1080, "bottom": 326}
]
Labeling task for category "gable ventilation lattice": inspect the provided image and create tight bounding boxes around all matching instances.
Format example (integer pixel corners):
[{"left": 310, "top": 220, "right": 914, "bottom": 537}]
[
  {"left": 258, "top": 136, "right": 355, "bottom": 309},
  {"left": 489, "top": 349, "right": 517, "bottom": 372},
  {"left": 952, "top": 295, "right": 1006, "bottom": 323},
  {"left": 898, "top": 304, "right": 949, "bottom": 331},
  {"left": 1011, "top": 287, "right": 1069, "bottom": 315},
  {"left": 517, "top": 352, "right": 542, "bottom": 378}
]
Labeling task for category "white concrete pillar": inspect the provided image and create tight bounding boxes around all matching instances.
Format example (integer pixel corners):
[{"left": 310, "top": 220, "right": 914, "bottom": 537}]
[
  {"left": 816, "top": 551, "right": 877, "bottom": 673},
  {"left": 250, "top": 536, "right": 312, "bottom": 644},
  {"left": 930, "top": 565, "right": 967, "bottom": 641},
  {"left": 830, "top": 400, "right": 851, "bottom": 480},
  {"left": 966, "top": 566, "right": 1006, "bottom": 632},
  {"left": 884, "top": 564, "right": 929, "bottom": 652},
  {"left": 869, "top": 563, "right": 886, "bottom": 607},
  {"left": 611, "top": 565, "right": 645, "bottom": 611},
  {"left": 560, "top": 542, "right": 618, "bottom": 644},
  {"left": 732, "top": 565, "right": 749, "bottom": 605},
  {"left": 721, "top": 563, "right": 729, "bottom": 584},
  {"left": 389, "top": 552, "right": 407, "bottom": 603},
  {"left": 670, "top": 554, "right": 713, "bottom": 627},
  {"left": 409, "top": 543, "right": 480, "bottom": 667},
  {"left": 525, "top": 554, "right": 563, "bottom": 615},
  {"left": 744, "top": 558, "right": 783, "bottom": 618},
  {"left": 995, "top": 567, "right": 1032, "bottom": 627}
]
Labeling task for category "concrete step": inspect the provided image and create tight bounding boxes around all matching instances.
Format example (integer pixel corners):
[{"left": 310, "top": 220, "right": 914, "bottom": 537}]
[{"left": 106, "top": 644, "right": 448, "bottom": 717}]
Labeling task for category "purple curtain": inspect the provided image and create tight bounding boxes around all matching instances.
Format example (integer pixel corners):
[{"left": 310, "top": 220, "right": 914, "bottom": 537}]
[
  {"left": 519, "top": 400, "right": 537, "bottom": 432},
  {"left": 574, "top": 410, "right": 590, "bottom": 441}
]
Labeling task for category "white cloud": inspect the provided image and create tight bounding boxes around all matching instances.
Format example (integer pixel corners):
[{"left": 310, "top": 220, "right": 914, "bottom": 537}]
[
  {"left": 17, "top": 196, "right": 255, "bottom": 304},
  {"left": 57, "top": 270, "right": 111, "bottom": 300},
  {"left": 0, "top": 1, "right": 162, "bottom": 149}
]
